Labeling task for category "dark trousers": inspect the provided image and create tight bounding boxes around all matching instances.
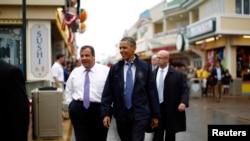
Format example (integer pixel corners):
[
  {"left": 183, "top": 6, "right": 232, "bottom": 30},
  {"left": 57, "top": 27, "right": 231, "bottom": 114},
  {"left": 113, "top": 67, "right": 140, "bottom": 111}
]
[
  {"left": 153, "top": 104, "right": 176, "bottom": 141},
  {"left": 69, "top": 100, "right": 108, "bottom": 141},
  {"left": 116, "top": 108, "right": 149, "bottom": 141}
]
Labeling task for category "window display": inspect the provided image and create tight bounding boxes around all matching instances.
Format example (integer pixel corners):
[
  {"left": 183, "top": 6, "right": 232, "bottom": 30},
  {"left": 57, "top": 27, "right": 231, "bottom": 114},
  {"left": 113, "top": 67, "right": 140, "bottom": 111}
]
[
  {"left": 236, "top": 47, "right": 250, "bottom": 80},
  {"left": 0, "top": 27, "right": 22, "bottom": 67}
]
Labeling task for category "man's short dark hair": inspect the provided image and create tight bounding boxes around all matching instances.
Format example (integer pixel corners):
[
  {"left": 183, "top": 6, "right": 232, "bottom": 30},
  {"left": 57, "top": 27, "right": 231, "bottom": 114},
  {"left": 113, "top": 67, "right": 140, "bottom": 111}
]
[
  {"left": 120, "top": 37, "right": 136, "bottom": 46},
  {"left": 56, "top": 53, "right": 65, "bottom": 60},
  {"left": 80, "top": 45, "right": 95, "bottom": 56}
]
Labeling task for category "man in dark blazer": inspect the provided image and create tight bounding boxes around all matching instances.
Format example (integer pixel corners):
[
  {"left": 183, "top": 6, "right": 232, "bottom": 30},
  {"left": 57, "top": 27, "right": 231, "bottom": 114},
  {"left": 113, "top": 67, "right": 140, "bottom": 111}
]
[
  {"left": 0, "top": 60, "right": 30, "bottom": 141},
  {"left": 211, "top": 61, "right": 225, "bottom": 102},
  {"left": 152, "top": 50, "right": 189, "bottom": 141},
  {"left": 101, "top": 37, "right": 161, "bottom": 141}
]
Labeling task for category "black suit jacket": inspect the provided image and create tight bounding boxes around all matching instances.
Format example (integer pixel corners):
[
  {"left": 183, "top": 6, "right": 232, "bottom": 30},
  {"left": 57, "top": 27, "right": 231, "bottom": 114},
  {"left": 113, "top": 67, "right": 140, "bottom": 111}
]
[
  {"left": 154, "top": 66, "right": 189, "bottom": 133},
  {"left": 101, "top": 55, "right": 161, "bottom": 121},
  {"left": 211, "top": 67, "right": 225, "bottom": 84},
  {"left": 0, "top": 60, "right": 29, "bottom": 141}
]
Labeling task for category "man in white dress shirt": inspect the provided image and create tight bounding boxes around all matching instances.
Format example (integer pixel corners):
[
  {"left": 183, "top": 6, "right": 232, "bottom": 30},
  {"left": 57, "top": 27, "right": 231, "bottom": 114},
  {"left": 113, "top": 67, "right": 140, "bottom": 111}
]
[
  {"left": 64, "top": 45, "right": 110, "bottom": 141},
  {"left": 51, "top": 53, "right": 65, "bottom": 89}
]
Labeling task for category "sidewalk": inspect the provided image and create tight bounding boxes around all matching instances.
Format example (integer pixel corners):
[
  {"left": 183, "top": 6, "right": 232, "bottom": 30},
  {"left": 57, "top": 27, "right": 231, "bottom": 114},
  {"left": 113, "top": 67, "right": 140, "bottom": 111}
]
[
  {"left": 190, "top": 95, "right": 250, "bottom": 121},
  {"left": 32, "top": 95, "right": 250, "bottom": 141}
]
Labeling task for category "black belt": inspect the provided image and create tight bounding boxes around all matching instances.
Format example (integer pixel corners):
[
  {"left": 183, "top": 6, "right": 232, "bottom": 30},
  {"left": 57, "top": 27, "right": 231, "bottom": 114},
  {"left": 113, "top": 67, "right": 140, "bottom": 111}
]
[{"left": 73, "top": 100, "right": 100, "bottom": 106}]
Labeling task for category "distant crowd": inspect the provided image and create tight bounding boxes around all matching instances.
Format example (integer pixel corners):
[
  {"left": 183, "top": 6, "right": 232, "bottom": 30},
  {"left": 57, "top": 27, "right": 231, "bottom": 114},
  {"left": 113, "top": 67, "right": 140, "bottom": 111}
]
[{"left": 173, "top": 63, "right": 233, "bottom": 97}]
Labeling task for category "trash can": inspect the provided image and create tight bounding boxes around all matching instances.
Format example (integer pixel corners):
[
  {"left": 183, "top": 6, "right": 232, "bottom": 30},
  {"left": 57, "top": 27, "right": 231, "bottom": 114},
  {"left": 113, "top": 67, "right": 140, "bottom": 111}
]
[
  {"left": 189, "top": 78, "right": 202, "bottom": 98},
  {"left": 31, "top": 87, "right": 63, "bottom": 139}
]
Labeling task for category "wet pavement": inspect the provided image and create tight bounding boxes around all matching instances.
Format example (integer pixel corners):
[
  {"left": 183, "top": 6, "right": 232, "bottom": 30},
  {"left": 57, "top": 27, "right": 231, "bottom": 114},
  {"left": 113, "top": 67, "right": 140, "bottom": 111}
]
[
  {"left": 176, "top": 95, "right": 250, "bottom": 141},
  {"left": 33, "top": 95, "right": 250, "bottom": 141},
  {"left": 107, "top": 95, "right": 250, "bottom": 141},
  {"left": 191, "top": 95, "right": 250, "bottom": 121}
]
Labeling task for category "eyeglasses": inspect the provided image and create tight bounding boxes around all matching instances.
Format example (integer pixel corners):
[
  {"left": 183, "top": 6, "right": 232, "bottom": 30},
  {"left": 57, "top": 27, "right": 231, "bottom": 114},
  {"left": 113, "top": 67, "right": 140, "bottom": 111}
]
[{"left": 156, "top": 57, "right": 167, "bottom": 59}]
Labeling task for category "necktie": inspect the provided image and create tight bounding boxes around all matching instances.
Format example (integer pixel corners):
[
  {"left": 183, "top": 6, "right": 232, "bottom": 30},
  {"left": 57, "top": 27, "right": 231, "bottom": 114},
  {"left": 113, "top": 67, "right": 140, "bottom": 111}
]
[
  {"left": 158, "top": 69, "right": 164, "bottom": 103},
  {"left": 84, "top": 70, "right": 90, "bottom": 109},
  {"left": 125, "top": 63, "right": 133, "bottom": 109}
]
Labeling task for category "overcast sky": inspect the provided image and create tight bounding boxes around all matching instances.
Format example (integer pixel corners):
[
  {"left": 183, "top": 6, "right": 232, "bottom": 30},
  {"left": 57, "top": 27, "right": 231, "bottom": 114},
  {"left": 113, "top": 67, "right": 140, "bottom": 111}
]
[{"left": 75, "top": 0, "right": 165, "bottom": 62}]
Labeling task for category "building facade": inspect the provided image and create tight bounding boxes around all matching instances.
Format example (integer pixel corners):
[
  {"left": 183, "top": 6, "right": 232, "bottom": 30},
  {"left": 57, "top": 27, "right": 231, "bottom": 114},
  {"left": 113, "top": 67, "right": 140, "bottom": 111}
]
[
  {"left": 0, "top": 0, "right": 83, "bottom": 97},
  {"left": 124, "top": 0, "right": 250, "bottom": 95}
]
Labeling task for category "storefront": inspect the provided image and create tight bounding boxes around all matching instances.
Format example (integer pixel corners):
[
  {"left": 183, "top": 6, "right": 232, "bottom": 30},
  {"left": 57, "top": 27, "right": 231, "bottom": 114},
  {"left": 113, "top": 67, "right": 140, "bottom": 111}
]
[
  {"left": 236, "top": 46, "right": 250, "bottom": 95},
  {"left": 187, "top": 14, "right": 250, "bottom": 95}
]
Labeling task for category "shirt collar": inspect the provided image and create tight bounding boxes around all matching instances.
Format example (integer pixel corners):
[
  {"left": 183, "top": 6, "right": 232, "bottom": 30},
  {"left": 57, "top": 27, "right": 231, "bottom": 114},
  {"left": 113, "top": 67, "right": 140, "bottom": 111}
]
[
  {"left": 124, "top": 56, "right": 135, "bottom": 65},
  {"left": 161, "top": 64, "right": 169, "bottom": 72},
  {"left": 82, "top": 63, "right": 98, "bottom": 72}
]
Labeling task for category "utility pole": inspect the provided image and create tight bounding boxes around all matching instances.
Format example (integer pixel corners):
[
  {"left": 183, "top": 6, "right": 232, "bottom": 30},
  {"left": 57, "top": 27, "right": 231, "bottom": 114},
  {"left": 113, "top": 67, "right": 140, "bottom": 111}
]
[{"left": 22, "top": 0, "right": 27, "bottom": 81}]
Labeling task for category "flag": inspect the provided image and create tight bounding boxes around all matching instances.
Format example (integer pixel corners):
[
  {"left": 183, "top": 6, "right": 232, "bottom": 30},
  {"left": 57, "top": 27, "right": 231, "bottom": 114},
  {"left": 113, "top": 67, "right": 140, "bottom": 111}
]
[{"left": 62, "top": 10, "right": 77, "bottom": 30}]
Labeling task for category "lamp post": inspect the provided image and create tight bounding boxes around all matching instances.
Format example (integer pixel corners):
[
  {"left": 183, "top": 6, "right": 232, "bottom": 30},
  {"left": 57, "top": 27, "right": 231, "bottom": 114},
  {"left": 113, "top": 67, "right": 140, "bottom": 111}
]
[{"left": 22, "top": 0, "right": 27, "bottom": 81}]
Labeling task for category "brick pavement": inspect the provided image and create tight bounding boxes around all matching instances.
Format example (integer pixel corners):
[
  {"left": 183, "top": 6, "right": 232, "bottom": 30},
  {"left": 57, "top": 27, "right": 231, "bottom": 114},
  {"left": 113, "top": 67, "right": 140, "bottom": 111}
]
[{"left": 190, "top": 95, "right": 250, "bottom": 121}]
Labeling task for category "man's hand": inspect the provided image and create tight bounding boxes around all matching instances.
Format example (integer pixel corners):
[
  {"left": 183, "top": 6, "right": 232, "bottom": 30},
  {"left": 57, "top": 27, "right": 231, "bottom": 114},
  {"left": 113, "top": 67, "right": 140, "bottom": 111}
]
[
  {"left": 151, "top": 118, "right": 159, "bottom": 129},
  {"left": 178, "top": 103, "right": 186, "bottom": 112},
  {"left": 103, "top": 116, "right": 111, "bottom": 128}
]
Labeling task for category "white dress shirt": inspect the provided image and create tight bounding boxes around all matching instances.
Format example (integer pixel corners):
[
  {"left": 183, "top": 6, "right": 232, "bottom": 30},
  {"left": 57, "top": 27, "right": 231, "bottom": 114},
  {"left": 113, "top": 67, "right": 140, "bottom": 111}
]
[
  {"left": 51, "top": 62, "right": 64, "bottom": 82},
  {"left": 157, "top": 66, "right": 169, "bottom": 88},
  {"left": 156, "top": 65, "right": 169, "bottom": 103},
  {"left": 64, "top": 63, "right": 110, "bottom": 105},
  {"left": 216, "top": 68, "right": 222, "bottom": 80}
]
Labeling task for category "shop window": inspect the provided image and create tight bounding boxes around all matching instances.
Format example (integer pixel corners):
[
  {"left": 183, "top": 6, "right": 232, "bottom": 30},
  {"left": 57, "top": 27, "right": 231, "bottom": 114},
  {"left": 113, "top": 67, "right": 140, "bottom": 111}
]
[
  {"left": 0, "top": 27, "right": 22, "bottom": 69},
  {"left": 236, "top": 0, "right": 250, "bottom": 14},
  {"left": 207, "top": 48, "right": 225, "bottom": 70},
  {"left": 236, "top": 47, "right": 250, "bottom": 80},
  {"left": 194, "top": 58, "right": 202, "bottom": 69}
]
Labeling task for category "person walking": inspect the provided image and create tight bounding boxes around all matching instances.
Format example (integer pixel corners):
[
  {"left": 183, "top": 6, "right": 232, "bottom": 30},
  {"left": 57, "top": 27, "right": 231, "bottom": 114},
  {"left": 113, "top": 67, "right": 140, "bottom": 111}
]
[
  {"left": 222, "top": 69, "right": 233, "bottom": 95},
  {"left": 200, "top": 65, "right": 210, "bottom": 97},
  {"left": 64, "top": 45, "right": 110, "bottom": 141},
  {"left": 0, "top": 60, "right": 30, "bottom": 141},
  {"left": 151, "top": 54, "right": 158, "bottom": 71},
  {"left": 152, "top": 50, "right": 189, "bottom": 141},
  {"left": 101, "top": 37, "right": 160, "bottom": 141},
  {"left": 51, "top": 53, "right": 65, "bottom": 89},
  {"left": 211, "top": 61, "right": 225, "bottom": 102}
]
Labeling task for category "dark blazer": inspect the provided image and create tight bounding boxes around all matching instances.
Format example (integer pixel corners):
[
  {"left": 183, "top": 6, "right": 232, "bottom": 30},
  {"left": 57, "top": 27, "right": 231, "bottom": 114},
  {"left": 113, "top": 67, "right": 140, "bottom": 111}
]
[
  {"left": 0, "top": 60, "right": 29, "bottom": 141},
  {"left": 101, "top": 55, "right": 161, "bottom": 121},
  {"left": 155, "top": 66, "right": 189, "bottom": 133},
  {"left": 211, "top": 67, "right": 225, "bottom": 84}
]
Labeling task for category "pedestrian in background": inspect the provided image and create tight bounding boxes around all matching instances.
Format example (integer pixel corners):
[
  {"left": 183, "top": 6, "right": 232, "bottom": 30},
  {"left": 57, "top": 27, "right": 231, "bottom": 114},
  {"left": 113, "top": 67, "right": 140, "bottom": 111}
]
[
  {"left": 0, "top": 60, "right": 30, "bottom": 141},
  {"left": 152, "top": 50, "right": 189, "bottom": 141},
  {"left": 151, "top": 54, "right": 158, "bottom": 71},
  {"left": 63, "top": 60, "right": 73, "bottom": 89},
  {"left": 187, "top": 66, "right": 196, "bottom": 81},
  {"left": 101, "top": 37, "right": 160, "bottom": 141},
  {"left": 64, "top": 45, "right": 110, "bottom": 141},
  {"left": 200, "top": 65, "right": 210, "bottom": 97},
  {"left": 222, "top": 69, "right": 233, "bottom": 95},
  {"left": 51, "top": 53, "right": 65, "bottom": 89},
  {"left": 74, "top": 59, "right": 82, "bottom": 68},
  {"left": 211, "top": 61, "right": 225, "bottom": 102}
]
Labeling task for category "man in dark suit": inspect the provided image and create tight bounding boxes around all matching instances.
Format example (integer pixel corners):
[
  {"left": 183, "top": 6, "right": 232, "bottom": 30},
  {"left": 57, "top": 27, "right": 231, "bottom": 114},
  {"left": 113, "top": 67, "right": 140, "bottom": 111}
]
[
  {"left": 151, "top": 54, "right": 158, "bottom": 71},
  {"left": 101, "top": 37, "right": 161, "bottom": 141},
  {"left": 0, "top": 60, "right": 30, "bottom": 141},
  {"left": 152, "top": 50, "right": 189, "bottom": 141},
  {"left": 211, "top": 61, "right": 225, "bottom": 102}
]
